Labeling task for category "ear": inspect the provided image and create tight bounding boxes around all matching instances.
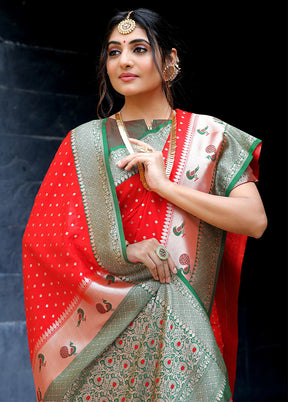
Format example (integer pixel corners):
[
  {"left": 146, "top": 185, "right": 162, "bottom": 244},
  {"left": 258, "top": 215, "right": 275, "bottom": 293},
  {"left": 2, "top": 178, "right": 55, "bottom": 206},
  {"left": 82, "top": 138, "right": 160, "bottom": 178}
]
[{"left": 165, "top": 48, "right": 178, "bottom": 65}]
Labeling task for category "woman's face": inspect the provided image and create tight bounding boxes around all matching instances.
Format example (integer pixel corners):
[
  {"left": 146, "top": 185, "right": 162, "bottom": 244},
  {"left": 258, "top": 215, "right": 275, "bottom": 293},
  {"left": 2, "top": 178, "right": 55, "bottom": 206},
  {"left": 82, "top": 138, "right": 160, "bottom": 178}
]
[{"left": 106, "top": 25, "right": 164, "bottom": 98}]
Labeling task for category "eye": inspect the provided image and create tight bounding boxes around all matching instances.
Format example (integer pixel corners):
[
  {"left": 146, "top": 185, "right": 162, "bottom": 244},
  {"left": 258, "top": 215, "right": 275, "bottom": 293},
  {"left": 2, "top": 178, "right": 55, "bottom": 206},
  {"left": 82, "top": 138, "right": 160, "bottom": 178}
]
[
  {"left": 133, "top": 46, "right": 148, "bottom": 54},
  {"left": 108, "top": 49, "right": 121, "bottom": 57}
]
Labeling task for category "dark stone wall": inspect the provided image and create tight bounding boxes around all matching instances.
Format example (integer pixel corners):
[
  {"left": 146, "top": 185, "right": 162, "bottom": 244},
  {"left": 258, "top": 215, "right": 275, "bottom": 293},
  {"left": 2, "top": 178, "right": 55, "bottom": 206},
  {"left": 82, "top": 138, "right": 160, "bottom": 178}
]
[
  {"left": 0, "top": 1, "right": 286, "bottom": 401},
  {"left": 0, "top": 2, "right": 98, "bottom": 401}
]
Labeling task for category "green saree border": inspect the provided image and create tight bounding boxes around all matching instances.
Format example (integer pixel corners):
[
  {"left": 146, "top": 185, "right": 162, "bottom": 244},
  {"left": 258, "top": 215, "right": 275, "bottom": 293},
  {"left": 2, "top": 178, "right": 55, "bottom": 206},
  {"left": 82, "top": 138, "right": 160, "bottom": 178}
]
[
  {"left": 176, "top": 270, "right": 209, "bottom": 319},
  {"left": 101, "top": 118, "right": 171, "bottom": 262},
  {"left": 209, "top": 230, "right": 227, "bottom": 317},
  {"left": 70, "top": 119, "right": 139, "bottom": 272},
  {"left": 102, "top": 118, "right": 129, "bottom": 261},
  {"left": 225, "top": 137, "right": 261, "bottom": 197}
]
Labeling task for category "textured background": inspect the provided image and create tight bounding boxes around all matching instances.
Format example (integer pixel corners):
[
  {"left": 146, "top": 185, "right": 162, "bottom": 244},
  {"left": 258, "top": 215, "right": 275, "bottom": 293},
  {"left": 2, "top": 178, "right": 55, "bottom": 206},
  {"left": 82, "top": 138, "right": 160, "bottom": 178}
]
[{"left": 0, "top": 1, "right": 286, "bottom": 401}]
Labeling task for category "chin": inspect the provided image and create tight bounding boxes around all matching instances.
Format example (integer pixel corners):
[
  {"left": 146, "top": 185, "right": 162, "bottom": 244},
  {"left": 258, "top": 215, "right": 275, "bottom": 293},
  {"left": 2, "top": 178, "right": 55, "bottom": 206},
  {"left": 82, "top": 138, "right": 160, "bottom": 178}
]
[
  {"left": 115, "top": 87, "right": 144, "bottom": 98},
  {"left": 116, "top": 85, "right": 161, "bottom": 99}
]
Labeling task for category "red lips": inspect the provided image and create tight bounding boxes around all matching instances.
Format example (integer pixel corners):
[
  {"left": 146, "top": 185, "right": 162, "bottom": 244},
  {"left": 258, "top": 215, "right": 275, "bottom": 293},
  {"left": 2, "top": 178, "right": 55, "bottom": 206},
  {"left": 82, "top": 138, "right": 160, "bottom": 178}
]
[{"left": 119, "top": 72, "right": 138, "bottom": 81}]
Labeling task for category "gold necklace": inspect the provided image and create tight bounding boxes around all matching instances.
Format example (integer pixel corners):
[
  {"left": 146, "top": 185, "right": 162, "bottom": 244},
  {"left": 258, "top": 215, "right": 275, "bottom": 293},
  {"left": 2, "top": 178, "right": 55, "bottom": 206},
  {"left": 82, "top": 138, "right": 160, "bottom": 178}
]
[{"left": 115, "top": 111, "right": 177, "bottom": 191}]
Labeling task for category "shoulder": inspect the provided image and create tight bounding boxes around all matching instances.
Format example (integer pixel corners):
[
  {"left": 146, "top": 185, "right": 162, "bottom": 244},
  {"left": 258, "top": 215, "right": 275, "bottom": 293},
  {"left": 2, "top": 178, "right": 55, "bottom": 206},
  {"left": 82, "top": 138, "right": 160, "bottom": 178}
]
[
  {"left": 177, "top": 109, "right": 227, "bottom": 134},
  {"left": 195, "top": 113, "right": 227, "bottom": 134},
  {"left": 72, "top": 118, "right": 103, "bottom": 134},
  {"left": 179, "top": 109, "right": 260, "bottom": 155}
]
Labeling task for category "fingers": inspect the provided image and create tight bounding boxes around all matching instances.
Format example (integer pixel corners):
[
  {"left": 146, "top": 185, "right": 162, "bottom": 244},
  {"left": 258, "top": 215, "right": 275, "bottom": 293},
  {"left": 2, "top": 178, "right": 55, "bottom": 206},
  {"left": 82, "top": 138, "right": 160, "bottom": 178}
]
[
  {"left": 156, "top": 260, "right": 176, "bottom": 284},
  {"left": 142, "top": 240, "right": 177, "bottom": 284},
  {"left": 117, "top": 152, "right": 157, "bottom": 171},
  {"left": 116, "top": 138, "right": 157, "bottom": 171},
  {"left": 129, "top": 138, "right": 155, "bottom": 151},
  {"left": 161, "top": 260, "right": 172, "bottom": 284},
  {"left": 118, "top": 154, "right": 150, "bottom": 171},
  {"left": 126, "top": 239, "right": 177, "bottom": 284},
  {"left": 168, "top": 255, "right": 178, "bottom": 275},
  {"left": 137, "top": 248, "right": 167, "bottom": 283},
  {"left": 144, "top": 253, "right": 160, "bottom": 282},
  {"left": 145, "top": 256, "right": 170, "bottom": 284}
]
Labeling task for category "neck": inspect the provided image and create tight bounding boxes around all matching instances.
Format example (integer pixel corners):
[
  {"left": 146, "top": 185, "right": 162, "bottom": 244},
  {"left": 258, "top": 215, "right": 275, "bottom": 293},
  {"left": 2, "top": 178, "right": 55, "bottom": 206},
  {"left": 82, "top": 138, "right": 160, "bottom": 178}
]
[{"left": 120, "top": 91, "right": 172, "bottom": 127}]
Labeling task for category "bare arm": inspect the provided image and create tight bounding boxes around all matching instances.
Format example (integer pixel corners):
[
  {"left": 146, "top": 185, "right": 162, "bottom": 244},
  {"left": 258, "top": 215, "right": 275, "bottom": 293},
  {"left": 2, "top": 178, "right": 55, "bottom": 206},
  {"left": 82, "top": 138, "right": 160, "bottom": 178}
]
[
  {"left": 156, "top": 180, "right": 267, "bottom": 238},
  {"left": 118, "top": 138, "right": 268, "bottom": 239}
]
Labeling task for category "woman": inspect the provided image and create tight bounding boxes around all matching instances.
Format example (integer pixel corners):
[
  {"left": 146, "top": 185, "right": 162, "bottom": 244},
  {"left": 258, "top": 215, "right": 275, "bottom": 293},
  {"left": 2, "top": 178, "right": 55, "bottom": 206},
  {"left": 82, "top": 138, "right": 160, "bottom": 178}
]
[{"left": 23, "top": 8, "right": 267, "bottom": 402}]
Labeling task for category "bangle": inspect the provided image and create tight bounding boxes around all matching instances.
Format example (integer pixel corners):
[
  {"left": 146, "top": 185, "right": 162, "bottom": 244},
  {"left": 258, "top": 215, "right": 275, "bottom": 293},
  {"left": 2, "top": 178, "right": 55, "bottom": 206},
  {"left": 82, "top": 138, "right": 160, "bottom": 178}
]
[{"left": 125, "top": 240, "right": 130, "bottom": 247}]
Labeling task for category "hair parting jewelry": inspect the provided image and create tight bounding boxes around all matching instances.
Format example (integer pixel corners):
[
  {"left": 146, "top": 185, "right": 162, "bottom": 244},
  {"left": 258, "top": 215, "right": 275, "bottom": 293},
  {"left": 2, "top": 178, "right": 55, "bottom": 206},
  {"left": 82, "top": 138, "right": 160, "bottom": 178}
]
[
  {"left": 117, "top": 11, "right": 136, "bottom": 35},
  {"left": 97, "top": 9, "right": 182, "bottom": 118}
]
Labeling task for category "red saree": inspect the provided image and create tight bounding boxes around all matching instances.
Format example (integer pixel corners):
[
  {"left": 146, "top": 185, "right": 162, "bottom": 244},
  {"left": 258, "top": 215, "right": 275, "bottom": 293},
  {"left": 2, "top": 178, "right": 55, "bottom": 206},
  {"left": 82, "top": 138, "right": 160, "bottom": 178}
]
[{"left": 23, "top": 109, "right": 261, "bottom": 401}]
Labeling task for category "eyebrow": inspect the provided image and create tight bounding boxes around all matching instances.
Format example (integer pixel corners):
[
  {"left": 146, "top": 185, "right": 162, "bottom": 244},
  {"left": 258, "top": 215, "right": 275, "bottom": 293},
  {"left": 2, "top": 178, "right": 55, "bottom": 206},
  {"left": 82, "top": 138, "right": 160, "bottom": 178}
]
[{"left": 107, "top": 39, "right": 151, "bottom": 47}]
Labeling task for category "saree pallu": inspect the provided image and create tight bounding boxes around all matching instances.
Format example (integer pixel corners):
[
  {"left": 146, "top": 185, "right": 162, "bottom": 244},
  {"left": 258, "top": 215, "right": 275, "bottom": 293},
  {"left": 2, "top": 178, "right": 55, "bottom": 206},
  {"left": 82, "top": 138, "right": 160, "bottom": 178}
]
[{"left": 23, "top": 109, "right": 261, "bottom": 401}]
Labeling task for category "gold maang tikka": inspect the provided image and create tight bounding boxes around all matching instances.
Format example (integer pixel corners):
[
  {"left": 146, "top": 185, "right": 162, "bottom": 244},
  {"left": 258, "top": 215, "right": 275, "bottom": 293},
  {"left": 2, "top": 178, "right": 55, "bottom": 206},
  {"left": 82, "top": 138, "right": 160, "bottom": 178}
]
[{"left": 118, "top": 11, "right": 136, "bottom": 35}]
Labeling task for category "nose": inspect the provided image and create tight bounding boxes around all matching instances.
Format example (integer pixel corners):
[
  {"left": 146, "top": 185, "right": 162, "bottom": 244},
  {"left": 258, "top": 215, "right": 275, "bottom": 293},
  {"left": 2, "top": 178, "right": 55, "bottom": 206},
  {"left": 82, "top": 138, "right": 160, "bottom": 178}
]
[{"left": 119, "top": 49, "right": 133, "bottom": 69}]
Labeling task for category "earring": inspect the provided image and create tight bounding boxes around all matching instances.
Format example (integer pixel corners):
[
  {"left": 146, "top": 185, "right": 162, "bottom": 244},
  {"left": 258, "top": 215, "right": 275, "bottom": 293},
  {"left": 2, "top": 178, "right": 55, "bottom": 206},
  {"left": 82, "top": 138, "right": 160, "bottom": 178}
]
[{"left": 163, "top": 58, "right": 181, "bottom": 82}]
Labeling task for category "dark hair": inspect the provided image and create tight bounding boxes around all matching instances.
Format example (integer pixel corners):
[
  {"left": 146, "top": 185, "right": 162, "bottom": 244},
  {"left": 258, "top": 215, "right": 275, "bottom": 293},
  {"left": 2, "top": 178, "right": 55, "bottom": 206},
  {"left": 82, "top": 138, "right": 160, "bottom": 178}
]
[{"left": 97, "top": 8, "right": 181, "bottom": 118}]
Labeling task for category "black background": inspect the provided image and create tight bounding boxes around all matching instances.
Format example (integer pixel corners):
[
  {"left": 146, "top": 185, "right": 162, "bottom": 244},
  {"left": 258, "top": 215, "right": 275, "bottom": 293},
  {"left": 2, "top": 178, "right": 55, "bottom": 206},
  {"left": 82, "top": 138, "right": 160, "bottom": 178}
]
[{"left": 0, "top": 0, "right": 286, "bottom": 401}]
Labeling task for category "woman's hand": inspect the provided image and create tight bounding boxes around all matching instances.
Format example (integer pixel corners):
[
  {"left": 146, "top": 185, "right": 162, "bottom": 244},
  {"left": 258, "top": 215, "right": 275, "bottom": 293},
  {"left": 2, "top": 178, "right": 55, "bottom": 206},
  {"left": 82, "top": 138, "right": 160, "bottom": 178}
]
[
  {"left": 126, "top": 238, "right": 177, "bottom": 284},
  {"left": 117, "top": 138, "right": 170, "bottom": 192}
]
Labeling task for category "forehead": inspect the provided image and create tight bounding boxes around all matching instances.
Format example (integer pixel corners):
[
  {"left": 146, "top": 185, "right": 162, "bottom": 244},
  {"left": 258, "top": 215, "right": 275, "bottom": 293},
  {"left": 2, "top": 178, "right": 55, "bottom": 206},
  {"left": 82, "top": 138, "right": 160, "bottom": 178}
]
[{"left": 108, "top": 25, "right": 149, "bottom": 43}]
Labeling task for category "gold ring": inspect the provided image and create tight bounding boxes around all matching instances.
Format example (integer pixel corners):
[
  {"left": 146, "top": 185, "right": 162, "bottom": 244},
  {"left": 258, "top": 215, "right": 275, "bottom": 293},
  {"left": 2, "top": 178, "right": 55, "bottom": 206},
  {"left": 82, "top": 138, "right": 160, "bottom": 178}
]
[
  {"left": 136, "top": 145, "right": 153, "bottom": 153},
  {"left": 156, "top": 245, "right": 169, "bottom": 261}
]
